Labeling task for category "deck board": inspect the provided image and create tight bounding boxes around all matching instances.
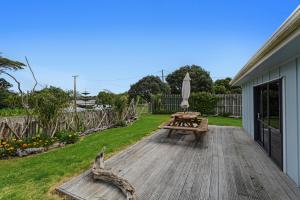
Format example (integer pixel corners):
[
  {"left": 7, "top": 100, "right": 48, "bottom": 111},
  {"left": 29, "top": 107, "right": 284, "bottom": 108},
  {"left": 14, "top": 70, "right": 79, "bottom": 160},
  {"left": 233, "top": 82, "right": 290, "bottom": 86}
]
[{"left": 57, "top": 126, "right": 300, "bottom": 200}]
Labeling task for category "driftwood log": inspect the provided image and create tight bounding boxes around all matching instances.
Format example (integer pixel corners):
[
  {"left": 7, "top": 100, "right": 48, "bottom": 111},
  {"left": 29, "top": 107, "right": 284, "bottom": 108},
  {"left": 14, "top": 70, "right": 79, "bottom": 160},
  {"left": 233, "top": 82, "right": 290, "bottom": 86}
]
[{"left": 92, "top": 147, "right": 137, "bottom": 200}]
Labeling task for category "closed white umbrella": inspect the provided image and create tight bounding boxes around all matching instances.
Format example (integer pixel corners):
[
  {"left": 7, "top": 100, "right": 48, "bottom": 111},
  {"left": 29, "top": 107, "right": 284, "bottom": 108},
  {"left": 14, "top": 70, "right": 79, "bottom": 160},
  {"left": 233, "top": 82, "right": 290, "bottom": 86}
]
[{"left": 180, "top": 72, "right": 191, "bottom": 110}]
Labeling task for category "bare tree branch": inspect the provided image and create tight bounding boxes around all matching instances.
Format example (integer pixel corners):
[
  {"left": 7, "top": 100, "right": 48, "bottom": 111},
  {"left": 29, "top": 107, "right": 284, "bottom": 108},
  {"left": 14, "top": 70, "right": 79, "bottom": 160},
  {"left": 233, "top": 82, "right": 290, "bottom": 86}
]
[
  {"left": 0, "top": 70, "right": 28, "bottom": 109},
  {"left": 25, "top": 56, "right": 38, "bottom": 92}
]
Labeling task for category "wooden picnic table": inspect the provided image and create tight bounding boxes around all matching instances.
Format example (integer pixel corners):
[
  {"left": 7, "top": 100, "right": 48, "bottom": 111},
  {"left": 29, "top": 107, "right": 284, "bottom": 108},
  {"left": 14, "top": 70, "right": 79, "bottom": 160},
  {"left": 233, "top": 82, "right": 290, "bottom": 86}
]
[
  {"left": 159, "top": 112, "right": 208, "bottom": 141},
  {"left": 170, "top": 112, "right": 201, "bottom": 128}
]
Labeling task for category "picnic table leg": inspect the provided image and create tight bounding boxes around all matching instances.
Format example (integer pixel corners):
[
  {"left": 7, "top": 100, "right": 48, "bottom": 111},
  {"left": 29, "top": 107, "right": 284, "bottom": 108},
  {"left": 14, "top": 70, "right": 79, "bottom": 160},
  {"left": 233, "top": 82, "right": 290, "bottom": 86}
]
[
  {"left": 193, "top": 131, "right": 200, "bottom": 141},
  {"left": 167, "top": 129, "right": 174, "bottom": 138}
]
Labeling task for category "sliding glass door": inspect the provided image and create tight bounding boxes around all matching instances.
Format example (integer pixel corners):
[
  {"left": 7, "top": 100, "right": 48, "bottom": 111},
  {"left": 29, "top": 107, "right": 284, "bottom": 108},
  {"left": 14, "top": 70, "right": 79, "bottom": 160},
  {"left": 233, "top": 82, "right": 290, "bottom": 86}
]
[{"left": 254, "top": 79, "right": 282, "bottom": 169}]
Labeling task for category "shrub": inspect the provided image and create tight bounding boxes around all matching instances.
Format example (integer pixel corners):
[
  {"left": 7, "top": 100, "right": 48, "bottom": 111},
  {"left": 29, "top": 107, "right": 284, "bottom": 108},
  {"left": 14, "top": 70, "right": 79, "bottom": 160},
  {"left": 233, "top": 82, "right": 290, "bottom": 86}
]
[
  {"left": 0, "top": 108, "right": 27, "bottom": 117},
  {"left": 220, "top": 112, "right": 232, "bottom": 117},
  {"left": 56, "top": 131, "right": 79, "bottom": 144},
  {"left": 113, "top": 94, "right": 128, "bottom": 121},
  {"left": 26, "top": 134, "right": 57, "bottom": 148},
  {"left": 29, "top": 86, "right": 69, "bottom": 135},
  {"left": 190, "top": 92, "right": 218, "bottom": 115},
  {"left": 150, "top": 93, "right": 219, "bottom": 115},
  {"left": 115, "top": 120, "right": 127, "bottom": 127},
  {"left": 150, "top": 94, "right": 163, "bottom": 113}
]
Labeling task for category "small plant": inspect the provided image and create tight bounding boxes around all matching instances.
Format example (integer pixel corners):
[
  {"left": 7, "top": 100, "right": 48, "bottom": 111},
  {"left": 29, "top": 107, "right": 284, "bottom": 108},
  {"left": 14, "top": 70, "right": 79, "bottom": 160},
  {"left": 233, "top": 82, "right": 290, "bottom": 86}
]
[
  {"left": 115, "top": 120, "right": 127, "bottom": 127},
  {"left": 220, "top": 112, "right": 232, "bottom": 117},
  {"left": 56, "top": 131, "right": 79, "bottom": 144}
]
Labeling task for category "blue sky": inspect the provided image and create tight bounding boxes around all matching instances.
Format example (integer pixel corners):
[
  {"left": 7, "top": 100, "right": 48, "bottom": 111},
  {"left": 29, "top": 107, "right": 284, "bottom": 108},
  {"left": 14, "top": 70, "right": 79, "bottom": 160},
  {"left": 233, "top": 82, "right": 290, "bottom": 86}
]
[{"left": 1, "top": 0, "right": 299, "bottom": 95}]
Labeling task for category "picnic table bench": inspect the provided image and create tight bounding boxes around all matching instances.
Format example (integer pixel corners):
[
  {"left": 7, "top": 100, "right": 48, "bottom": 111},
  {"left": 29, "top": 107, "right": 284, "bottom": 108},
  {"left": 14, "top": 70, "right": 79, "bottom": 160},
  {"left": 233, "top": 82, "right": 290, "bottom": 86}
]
[{"left": 159, "top": 112, "right": 208, "bottom": 141}]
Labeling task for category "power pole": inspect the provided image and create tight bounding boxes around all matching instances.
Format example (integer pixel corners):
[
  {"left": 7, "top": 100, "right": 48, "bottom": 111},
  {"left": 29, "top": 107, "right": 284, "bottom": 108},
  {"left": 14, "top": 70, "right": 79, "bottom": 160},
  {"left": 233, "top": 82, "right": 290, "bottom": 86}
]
[
  {"left": 72, "top": 75, "right": 79, "bottom": 113},
  {"left": 161, "top": 69, "right": 164, "bottom": 82}
]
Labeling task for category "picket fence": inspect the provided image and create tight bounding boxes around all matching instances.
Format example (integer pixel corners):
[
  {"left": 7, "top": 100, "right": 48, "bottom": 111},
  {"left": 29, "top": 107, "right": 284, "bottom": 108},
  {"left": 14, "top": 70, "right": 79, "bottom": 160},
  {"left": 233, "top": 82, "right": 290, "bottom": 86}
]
[
  {"left": 150, "top": 94, "right": 242, "bottom": 117},
  {"left": 215, "top": 94, "right": 242, "bottom": 117}
]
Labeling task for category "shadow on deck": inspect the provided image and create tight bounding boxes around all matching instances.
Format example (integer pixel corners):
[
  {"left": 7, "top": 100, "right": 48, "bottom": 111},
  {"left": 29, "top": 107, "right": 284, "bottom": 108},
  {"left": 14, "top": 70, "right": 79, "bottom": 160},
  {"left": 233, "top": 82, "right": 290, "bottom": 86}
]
[{"left": 56, "top": 126, "right": 300, "bottom": 200}]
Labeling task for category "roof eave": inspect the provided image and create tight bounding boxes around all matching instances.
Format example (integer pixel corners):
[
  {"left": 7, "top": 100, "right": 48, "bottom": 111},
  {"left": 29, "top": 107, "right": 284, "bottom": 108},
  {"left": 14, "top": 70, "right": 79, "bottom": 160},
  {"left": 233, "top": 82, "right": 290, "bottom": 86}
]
[{"left": 231, "top": 5, "right": 300, "bottom": 86}]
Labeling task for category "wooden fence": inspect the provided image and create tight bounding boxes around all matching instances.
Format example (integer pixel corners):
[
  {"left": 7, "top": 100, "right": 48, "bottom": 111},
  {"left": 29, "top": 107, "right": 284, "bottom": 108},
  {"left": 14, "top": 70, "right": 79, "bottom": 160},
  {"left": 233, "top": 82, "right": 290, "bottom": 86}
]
[
  {"left": 215, "top": 94, "right": 242, "bottom": 117},
  {"left": 0, "top": 99, "right": 138, "bottom": 140},
  {"left": 150, "top": 94, "right": 242, "bottom": 117}
]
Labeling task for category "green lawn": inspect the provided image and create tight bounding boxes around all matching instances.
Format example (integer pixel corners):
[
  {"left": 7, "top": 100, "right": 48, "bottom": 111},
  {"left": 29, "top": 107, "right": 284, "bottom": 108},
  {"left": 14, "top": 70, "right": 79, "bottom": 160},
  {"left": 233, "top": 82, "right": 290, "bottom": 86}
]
[
  {"left": 0, "top": 114, "right": 241, "bottom": 200},
  {"left": 0, "top": 114, "right": 169, "bottom": 200},
  {"left": 208, "top": 116, "right": 242, "bottom": 127}
]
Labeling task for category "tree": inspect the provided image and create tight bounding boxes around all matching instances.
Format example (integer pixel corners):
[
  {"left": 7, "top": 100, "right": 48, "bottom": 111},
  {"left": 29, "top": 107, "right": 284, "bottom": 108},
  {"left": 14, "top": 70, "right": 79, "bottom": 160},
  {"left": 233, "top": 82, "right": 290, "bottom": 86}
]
[
  {"left": 0, "top": 56, "right": 25, "bottom": 70},
  {"left": 0, "top": 56, "right": 25, "bottom": 88},
  {"left": 96, "top": 91, "right": 115, "bottom": 106},
  {"left": 0, "top": 56, "right": 26, "bottom": 108},
  {"left": 0, "top": 78, "right": 13, "bottom": 108},
  {"left": 166, "top": 65, "right": 213, "bottom": 94},
  {"left": 0, "top": 78, "right": 12, "bottom": 89},
  {"left": 128, "top": 75, "right": 170, "bottom": 102},
  {"left": 213, "top": 77, "right": 241, "bottom": 94}
]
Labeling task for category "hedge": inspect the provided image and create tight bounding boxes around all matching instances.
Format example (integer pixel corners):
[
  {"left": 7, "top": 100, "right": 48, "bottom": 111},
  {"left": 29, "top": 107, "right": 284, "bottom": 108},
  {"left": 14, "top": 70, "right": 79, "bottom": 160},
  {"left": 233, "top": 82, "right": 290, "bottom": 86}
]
[{"left": 151, "top": 92, "right": 219, "bottom": 115}]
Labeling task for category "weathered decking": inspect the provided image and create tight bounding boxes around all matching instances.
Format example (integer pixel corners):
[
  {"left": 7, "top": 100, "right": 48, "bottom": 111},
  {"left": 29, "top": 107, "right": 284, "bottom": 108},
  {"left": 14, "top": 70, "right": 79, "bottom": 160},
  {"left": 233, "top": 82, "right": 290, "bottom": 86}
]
[{"left": 57, "top": 126, "right": 300, "bottom": 200}]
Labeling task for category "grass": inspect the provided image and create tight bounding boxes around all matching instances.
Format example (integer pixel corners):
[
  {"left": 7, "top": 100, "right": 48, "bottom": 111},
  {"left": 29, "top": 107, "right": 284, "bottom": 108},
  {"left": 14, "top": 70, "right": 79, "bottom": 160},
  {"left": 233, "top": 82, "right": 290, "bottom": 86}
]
[
  {"left": 208, "top": 116, "right": 242, "bottom": 127},
  {"left": 0, "top": 114, "right": 169, "bottom": 200},
  {"left": 0, "top": 114, "right": 241, "bottom": 200}
]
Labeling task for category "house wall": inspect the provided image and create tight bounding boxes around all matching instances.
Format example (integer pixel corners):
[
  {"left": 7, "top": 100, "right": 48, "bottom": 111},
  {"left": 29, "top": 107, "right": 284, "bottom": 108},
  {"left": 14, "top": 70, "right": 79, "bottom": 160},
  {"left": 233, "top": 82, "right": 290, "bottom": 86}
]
[{"left": 241, "top": 56, "right": 300, "bottom": 186}]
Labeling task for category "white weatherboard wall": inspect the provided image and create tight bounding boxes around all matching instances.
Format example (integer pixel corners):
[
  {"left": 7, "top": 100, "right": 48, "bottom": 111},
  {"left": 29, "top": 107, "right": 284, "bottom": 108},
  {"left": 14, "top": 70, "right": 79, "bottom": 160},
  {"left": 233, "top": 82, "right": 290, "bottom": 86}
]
[{"left": 241, "top": 57, "right": 300, "bottom": 186}]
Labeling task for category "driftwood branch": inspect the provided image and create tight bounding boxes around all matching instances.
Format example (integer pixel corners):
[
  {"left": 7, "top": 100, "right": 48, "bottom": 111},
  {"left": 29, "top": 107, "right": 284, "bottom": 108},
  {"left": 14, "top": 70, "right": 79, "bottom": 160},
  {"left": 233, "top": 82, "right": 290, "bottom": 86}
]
[{"left": 92, "top": 147, "right": 137, "bottom": 200}]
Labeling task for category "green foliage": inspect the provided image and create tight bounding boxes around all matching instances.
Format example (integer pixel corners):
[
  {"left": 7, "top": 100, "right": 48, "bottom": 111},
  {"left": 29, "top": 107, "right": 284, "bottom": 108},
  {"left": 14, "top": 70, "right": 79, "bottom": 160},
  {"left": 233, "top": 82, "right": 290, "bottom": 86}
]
[
  {"left": 190, "top": 92, "right": 218, "bottom": 115},
  {"left": 0, "top": 78, "right": 12, "bottom": 89},
  {"left": 5, "top": 93, "right": 23, "bottom": 108},
  {"left": 0, "top": 55, "right": 25, "bottom": 95},
  {"left": 150, "top": 94, "right": 163, "bottom": 113},
  {"left": 26, "top": 134, "right": 57, "bottom": 147},
  {"left": 0, "top": 56, "right": 25, "bottom": 70},
  {"left": 96, "top": 91, "right": 115, "bottom": 105},
  {"left": 0, "top": 88, "right": 12, "bottom": 108},
  {"left": 213, "top": 85, "right": 227, "bottom": 94},
  {"left": 128, "top": 75, "right": 170, "bottom": 102},
  {"left": 0, "top": 108, "right": 27, "bottom": 117},
  {"left": 30, "top": 86, "right": 69, "bottom": 135},
  {"left": 115, "top": 120, "right": 127, "bottom": 127},
  {"left": 166, "top": 65, "right": 213, "bottom": 94},
  {"left": 151, "top": 92, "right": 218, "bottom": 115},
  {"left": 220, "top": 112, "right": 232, "bottom": 117},
  {"left": 56, "top": 131, "right": 79, "bottom": 144},
  {"left": 113, "top": 94, "right": 128, "bottom": 120},
  {"left": 213, "top": 77, "right": 241, "bottom": 94}
]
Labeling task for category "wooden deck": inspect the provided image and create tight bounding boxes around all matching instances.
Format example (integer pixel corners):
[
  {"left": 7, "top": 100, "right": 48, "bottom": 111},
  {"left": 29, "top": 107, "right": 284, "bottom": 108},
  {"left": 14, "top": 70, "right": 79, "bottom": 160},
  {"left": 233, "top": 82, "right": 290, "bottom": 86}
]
[{"left": 57, "top": 126, "right": 300, "bottom": 200}]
